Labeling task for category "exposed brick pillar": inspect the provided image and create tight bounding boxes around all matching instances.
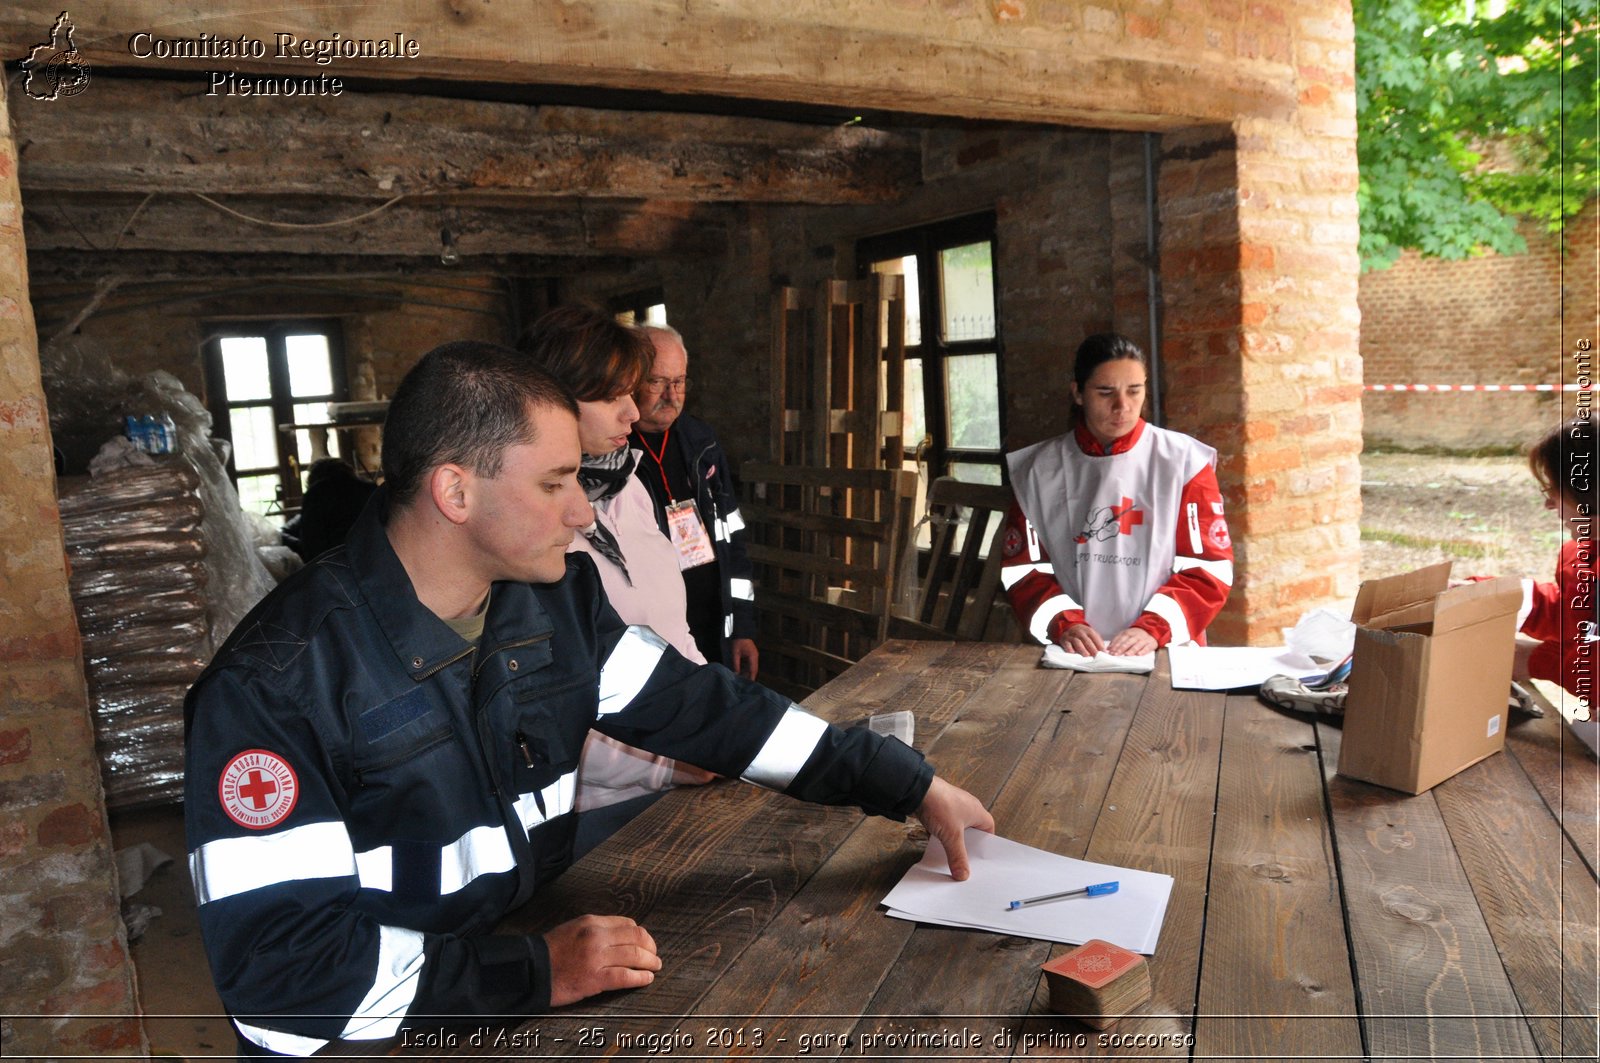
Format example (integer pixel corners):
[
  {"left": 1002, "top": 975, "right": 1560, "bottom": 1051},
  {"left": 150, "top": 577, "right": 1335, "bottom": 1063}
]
[
  {"left": 1156, "top": 2, "right": 1364, "bottom": 644},
  {"left": 0, "top": 77, "right": 147, "bottom": 1055}
]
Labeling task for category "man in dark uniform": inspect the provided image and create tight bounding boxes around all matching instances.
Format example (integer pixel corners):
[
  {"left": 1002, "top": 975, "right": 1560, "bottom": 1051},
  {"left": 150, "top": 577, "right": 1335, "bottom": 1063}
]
[
  {"left": 631, "top": 325, "right": 759, "bottom": 678},
  {"left": 184, "top": 340, "right": 991, "bottom": 1056}
]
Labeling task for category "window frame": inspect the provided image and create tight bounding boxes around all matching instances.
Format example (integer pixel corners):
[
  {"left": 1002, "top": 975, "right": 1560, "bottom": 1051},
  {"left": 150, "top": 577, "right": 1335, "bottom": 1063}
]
[
  {"left": 857, "top": 212, "right": 1006, "bottom": 484},
  {"left": 201, "top": 318, "right": 349, "bottom": 518}
]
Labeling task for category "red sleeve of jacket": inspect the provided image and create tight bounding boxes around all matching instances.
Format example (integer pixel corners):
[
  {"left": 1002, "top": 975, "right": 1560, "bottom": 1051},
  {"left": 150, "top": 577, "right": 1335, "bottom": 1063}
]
[
  {"left": 1130, "top": 464, "right": 1234, "bottom": 647},
  {"left": 1000, "top": 499, "right": 1085, "bottom": 645},
  {"left": 1522, "top": 541, "right": 1596, "bottom": 713}
]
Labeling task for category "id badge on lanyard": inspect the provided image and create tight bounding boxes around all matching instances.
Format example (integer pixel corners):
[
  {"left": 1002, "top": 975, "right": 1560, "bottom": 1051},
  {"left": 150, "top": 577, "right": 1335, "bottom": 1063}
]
[{"left": 665, "top": 499, "right": 716, "bottom": 570}]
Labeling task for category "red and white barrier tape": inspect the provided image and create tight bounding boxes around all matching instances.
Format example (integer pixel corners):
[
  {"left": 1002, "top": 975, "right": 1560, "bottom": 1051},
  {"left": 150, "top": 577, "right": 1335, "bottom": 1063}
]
[{"left": 1364, "top": 383, "right": 1586, "bottom": 392}]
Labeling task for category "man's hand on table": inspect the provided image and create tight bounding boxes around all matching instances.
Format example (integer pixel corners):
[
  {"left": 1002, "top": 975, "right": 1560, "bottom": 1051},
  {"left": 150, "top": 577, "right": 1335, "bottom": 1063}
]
[
  {"left": 544, "top": 914, "right": 662, "bottom": 1006},
  {"left": 913, "top": 776, "right": 995, "bottom": 881}
]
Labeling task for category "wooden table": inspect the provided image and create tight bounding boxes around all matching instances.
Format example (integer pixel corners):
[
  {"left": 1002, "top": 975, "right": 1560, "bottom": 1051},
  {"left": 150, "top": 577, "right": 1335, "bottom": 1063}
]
[{"left": 410, "top": 640, "right": 1599, "bottom": 1060}]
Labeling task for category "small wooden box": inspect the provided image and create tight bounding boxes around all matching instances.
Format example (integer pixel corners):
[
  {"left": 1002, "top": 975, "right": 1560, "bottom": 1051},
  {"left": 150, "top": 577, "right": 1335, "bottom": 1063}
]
[{"left": 1041, "top": 939, "right": 1152, "bottom": 1029}]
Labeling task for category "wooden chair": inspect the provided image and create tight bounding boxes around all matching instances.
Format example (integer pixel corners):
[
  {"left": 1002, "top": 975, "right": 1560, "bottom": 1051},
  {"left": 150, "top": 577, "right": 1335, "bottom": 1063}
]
[
  {"left": 890, "top": 476, "right": 1023, "bottom": 643},
  {"left": 740, "top": 462, "right": 918, "bottom": 700}
]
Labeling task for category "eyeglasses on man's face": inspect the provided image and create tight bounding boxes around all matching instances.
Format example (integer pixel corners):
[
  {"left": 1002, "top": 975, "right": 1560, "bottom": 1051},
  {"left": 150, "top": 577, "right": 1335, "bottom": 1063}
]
[{"left": 644, "top": 376, "right": 690, "bottom": 393}]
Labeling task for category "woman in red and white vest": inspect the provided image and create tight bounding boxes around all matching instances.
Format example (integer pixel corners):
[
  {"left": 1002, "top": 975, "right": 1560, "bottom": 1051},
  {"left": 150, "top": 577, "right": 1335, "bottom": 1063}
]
[{"left": 1002, "top": 333, "right": 1234, "bottom": 656}]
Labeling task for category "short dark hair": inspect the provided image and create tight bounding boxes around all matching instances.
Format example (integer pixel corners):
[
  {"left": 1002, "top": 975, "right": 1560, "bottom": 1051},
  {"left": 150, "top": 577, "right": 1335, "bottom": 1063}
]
[
  {"left": 381, "top": 340, "right": 578, "bottom": 506},
  {"left": 1530, "top": 415, "right": 1598, "bottom": 515},
  {"left": 523, "top": 304, "right": 653, "bottom": 402},
  {"left": 1073, "top": 333, "right": 1148, "bottom": 391}
]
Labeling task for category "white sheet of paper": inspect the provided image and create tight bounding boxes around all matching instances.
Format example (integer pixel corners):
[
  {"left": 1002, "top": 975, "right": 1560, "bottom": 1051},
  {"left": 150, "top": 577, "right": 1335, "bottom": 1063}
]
[
  {"left": 1167, "top": 644, "right": 1323, "bottom": 691},
  {"left": 1040, "top": 645, "right": 1155, "bottom": 673},
  {"left": 880, "top": 830, "right": 1173, "bottom": 954}
]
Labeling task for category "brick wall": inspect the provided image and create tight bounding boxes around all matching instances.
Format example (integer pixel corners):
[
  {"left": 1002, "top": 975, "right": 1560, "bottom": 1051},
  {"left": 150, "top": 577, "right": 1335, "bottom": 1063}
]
[
  {"left": 0, "top": 76, "right": 146, "bottom": 1057},
  {"left": 1358, "top": 205, "right": 1595, "bottom": 451}
]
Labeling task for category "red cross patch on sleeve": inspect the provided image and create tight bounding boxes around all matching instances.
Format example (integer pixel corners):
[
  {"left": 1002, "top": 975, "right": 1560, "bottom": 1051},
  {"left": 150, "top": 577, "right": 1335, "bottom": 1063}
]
[
  {"left": 219, "top": 749, "right": 300, "bottom": 829},
  {"left": 1206, "top": 517, "right": 1231, "bottom": 551}
]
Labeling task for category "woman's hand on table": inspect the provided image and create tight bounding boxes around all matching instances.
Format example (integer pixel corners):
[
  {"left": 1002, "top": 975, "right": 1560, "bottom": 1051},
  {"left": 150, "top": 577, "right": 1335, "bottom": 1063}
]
[
  {"left": 1105, "top": 627, "right": 1157, "bottom": 656},
  {"left": 1059, "top": 623, "right": 1106, "bottom": 657}
]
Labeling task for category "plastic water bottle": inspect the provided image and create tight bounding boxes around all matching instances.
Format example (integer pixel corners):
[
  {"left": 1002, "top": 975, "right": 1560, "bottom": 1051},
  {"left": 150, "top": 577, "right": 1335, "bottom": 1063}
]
[
  {"left": 158, "top": 413, "right": 178, "bottom": 454},
  {"left": 140, "top": 415, "right": 161, "bottom": 454}
]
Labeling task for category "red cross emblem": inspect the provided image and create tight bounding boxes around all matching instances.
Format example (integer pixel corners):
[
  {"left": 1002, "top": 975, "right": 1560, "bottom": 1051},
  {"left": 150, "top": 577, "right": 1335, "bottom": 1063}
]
[
  {"left": 219, "top": 749, "right": 299, "bottom": 829},
  {"left": 1112, "top": 497, "right": 1144, "bottom": 535}
]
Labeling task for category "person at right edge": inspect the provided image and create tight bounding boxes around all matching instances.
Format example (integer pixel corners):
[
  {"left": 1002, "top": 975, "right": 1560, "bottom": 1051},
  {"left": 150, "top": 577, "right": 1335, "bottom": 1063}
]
[
  {"left": 1469, "top": 416, "right": 1596, "bottom": 719},
  {"left": 184, "top": 340, "right": 992, "bottom": 1057},
  {"left": 1001, "top": 333, "right": 1234, "bottom": 655},
  {"left": 630, "top": 324, "right": 760, "bottom": 678}
]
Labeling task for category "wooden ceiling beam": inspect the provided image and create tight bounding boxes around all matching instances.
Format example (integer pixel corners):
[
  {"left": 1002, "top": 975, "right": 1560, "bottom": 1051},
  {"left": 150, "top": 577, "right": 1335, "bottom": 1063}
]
[
  {"left": 21, "top": 193, "right": 732, "bottom": 257},
  {"left": 25, "top": 251, "right": 634, "bottom": 288},
  {"left": 0, "top": 1, "right": 1294, "bottom": 130},
  {"left": 11, "top": 78, "right": 921, "bottom": 204}
]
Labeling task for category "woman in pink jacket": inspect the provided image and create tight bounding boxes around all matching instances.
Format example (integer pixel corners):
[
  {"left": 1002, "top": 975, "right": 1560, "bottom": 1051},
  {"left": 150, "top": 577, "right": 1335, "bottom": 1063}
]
[{"left": 525, "top": 306, "right": 714, "bottom": 852}]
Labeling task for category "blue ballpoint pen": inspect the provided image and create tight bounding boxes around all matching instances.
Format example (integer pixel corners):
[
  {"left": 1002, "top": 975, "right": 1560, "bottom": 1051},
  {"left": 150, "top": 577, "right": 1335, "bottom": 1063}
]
[{"left": 1006, "top": 881, "right": 1119, "bottom": 910}]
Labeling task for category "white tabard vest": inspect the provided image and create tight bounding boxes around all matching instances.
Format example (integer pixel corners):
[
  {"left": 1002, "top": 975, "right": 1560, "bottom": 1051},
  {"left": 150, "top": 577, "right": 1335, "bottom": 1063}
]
[{"left": 1006, "top": 424, "right": 1217, "bottom": 638}]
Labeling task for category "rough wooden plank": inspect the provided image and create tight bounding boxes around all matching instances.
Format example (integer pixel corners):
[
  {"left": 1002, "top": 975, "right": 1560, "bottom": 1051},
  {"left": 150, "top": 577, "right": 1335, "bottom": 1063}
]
[
  {"left": 1432, "top": 739, "right": 1599, "bottom": 1061},
  {"left": 13, "top": 79, "right": 921, "bottom": 204},
  {"left": 1505, "top": 707, "right": 1600, "bottom": 876},
  {"left": 22, "top": 192, "right": 731, "bottom": 257},
  {"left": 0, "top": 1, "right": 1295, "bottom": 129},
  {"left": 851, "top": 670, "right": 1150, "bottom": 1058},
  {"left": 1191, "top": 696, "right": 1362, "bottom": 1062},
  {"left": 1014, "top": 654, "right": 1227, "bottom": 1057},
  {"left": 1319, "top": 722, "right": 1543, "bottom": 1059},
  {"left": 665, "top": 647, "right": 1065, "bottom": 1057}
]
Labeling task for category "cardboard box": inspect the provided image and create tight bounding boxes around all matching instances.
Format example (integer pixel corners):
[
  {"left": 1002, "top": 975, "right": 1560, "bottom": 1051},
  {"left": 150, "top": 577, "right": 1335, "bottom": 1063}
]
[{"left": 1337, "top": 562, "right": 1522, "bottom": 794}]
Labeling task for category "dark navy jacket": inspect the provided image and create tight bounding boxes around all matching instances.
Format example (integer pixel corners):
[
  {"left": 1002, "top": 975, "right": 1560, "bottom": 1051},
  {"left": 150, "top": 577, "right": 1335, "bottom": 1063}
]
[
  {"left": 184, "top": 492, "right": 931, "bottom": 1055},
  {"left": 630, "top": 413, "right": 757, "bottom": 665}
]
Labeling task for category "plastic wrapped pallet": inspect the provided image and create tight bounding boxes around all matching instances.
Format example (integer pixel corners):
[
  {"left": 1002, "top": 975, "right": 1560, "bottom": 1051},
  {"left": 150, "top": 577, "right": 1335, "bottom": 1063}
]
[{"left": 59, "top": 458, "right": 211, "bottom": 808}]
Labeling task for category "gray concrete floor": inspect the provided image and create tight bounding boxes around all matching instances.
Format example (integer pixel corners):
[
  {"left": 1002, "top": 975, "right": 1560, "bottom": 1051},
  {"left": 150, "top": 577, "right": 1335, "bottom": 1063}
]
[{"left": 109, "top": 804, "right": 232, "bottom": 1060}]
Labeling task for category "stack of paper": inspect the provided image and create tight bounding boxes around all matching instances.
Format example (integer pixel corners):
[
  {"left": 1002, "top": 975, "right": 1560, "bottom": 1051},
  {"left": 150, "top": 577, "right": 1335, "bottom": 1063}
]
[
  {"left": 881, "top": 831, "right": 1173, "bottom": 954},
  {"left": 1040, "top": 645, "right": 1155, "bottom": 674},
  {"left": 1166, "top": 644, "right": 1322, "bottom": 691}
]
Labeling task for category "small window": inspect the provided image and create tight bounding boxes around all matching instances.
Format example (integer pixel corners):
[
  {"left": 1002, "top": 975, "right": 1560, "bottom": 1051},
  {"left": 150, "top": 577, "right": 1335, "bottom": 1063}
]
[
  {"left": 611, "top": 288, "right": 668, "bottom": 327},
  {"left": 203, "top": 321, "right": 348, "bottom": 522},
  {"left": 860, "top": 214, "right": 1004, "bottom": 485}
]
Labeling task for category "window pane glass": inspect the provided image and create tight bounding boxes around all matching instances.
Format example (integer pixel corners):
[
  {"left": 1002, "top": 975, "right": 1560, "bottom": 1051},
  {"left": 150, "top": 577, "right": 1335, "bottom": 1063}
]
[
  {"left": 220, "top": 336, "right": 271, "bottom": 401},
  {"left": 645, "top": 303, "right": 668, "bottom": 325},
  {"left": 294, "top": 429, "right": 342, "bottom": 465},
  {"left": 940, "top": 241, "right": 995, "bottom": 342},
  {"left": 948, "top": 461, "right": 1003, "bottom": 486},
  {"left": 228, "top": 405, "right": 278, "bottom": 472},
  {"left": 903, "top": 356, "right": 927, "bottom": 453},
  {"left": 944, "top": 353, "right": 1001, "bottom": 451},
  {"left": 872, "top": 255, "right": 921, "bottom": 348},
  {"left": 285, "top": 334, "right": 334, "bottom": 397},
  {"left": 235, "top": 474, "right": 281, "bottom": 522}
]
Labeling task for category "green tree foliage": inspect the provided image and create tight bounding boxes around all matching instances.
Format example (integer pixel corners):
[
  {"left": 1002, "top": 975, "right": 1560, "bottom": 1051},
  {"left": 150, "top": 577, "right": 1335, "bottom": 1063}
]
[{"left": 1355, "top": 0, "right": 1597, "bottom": 269}]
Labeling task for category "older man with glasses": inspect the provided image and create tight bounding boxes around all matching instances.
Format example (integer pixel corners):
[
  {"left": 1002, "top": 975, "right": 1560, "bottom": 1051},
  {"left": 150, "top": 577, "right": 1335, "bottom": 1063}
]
[{"left": 630, "top": 325, "right": 760, "bottom": 679}]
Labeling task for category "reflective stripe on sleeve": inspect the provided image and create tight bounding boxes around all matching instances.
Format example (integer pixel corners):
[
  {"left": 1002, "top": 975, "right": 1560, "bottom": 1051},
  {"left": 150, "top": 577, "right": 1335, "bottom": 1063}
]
[
  {"left": 513, "top": 770, "right": 578, "bottom": 834},
  {"left": 235, "top": 1019, "right": 329, "bottom": 1056},
  {"left": 339, "top": 925, "right": 426, "bottom": 1041},
  {"left": 724, "top": 508, "right": 745, "bottom": 534},
  {"left": 190, "top": 821, "right": 354, "bottom": 905},
  {"left": 724, "top": 613, "right": 734, "bottom": 638},
  {"left": 1517, "top": 578, "right": 1535, "bottom": 631},
  {"left": 1186, "top": 501, "right": 1202, "bottom": 554},
  {"left": 740, "top": 705, "right": 829, "bottom": 790},
  {"left": 1144, "top": 592, "right": 1191, "bottom": 646},
  {"left": 439, "top": 824, "right": 515, "bottom": 896},
  {"left": 730, "top": 577, "right": 755, "bottom": 601},
  {"left": 354, "top": 846, "right": 393, "bottom": 893},
  {"left": 1001, "top": 561, "right": 1054, "bottom": 591},
  {"left": 1172, "top": 556, "right": 1234, "bottom": 585},
  {"left": 1028, "top": 593, "right": 1079, "bottom": 646},
  {"left": 713, "top": 518, "right": 728, "bottom": 542},
  {"left": 597, "top": 625, "right": 668, "bottom": 717}
]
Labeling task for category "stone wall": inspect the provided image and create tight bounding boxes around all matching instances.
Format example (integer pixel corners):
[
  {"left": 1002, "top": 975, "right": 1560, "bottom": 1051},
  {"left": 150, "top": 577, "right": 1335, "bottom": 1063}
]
[{"left": 0, "top": 75, "right": 146, "bottom": 1058}]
